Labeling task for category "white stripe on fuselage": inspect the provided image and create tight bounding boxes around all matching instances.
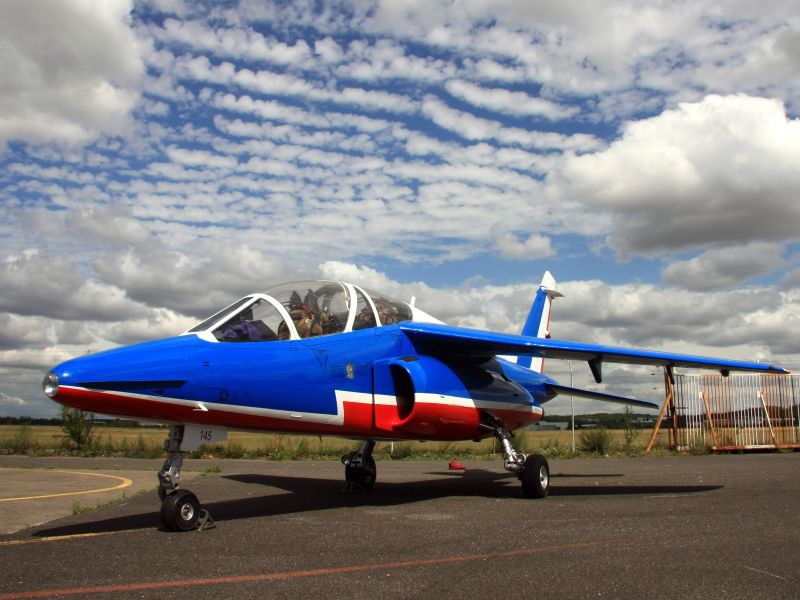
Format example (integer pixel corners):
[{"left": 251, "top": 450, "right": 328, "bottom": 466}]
[{"left": 63, "top": 386, "right": 346, "bottom": 426}]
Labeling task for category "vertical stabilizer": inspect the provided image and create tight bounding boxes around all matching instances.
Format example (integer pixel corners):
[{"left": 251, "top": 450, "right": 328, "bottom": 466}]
[{"left": 517, "top": 271, "right": 563, "bottom": 372}]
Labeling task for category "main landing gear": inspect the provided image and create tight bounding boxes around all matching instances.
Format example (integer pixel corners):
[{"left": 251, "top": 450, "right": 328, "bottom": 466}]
[
  {"left": 480, "top": 413, "right": 550, "bottom": 498},
  {"left": 157, "top": 425, "right": 210, "bottom": 531},
  {"left": 341, "top": 440, "right": 377, "bottom": 492}
]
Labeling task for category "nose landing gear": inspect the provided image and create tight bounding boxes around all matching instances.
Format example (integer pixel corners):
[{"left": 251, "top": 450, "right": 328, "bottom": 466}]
[
  {"left": 341, "top": 440, "right": 377, "bottom": 492},
  {"left": 157, "top": 425, "right": 214, "bottom": 531}
]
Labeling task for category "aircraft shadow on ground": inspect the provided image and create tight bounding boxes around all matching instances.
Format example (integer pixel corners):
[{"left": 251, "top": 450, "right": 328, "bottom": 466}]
[
  {"left": 551, "top": 473, "right": 624, "bottom": 478},
  {"left": 549, "top": 484, "right": 722, "bottom": 496},
  {"left": 30, "top": 469, "right": 722, "bottom": 538}
]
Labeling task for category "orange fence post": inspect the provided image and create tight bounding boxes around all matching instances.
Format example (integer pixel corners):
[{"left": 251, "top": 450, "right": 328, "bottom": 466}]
[
  {"left": 700, "top": 390, "right": 719, "bottom": 449},
  {"left": 646, "top": 367, "right": 673, "bottom": 453}
]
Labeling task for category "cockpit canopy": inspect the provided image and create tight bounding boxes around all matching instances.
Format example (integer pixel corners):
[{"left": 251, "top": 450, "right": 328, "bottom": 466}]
[{"left": 187, "top": 281, "right": 418, "bottom": 343}]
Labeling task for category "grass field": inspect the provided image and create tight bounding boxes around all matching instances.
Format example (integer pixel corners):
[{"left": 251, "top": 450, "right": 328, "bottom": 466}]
[{"left": 0, "top": 425, "right": 674, "bottom": 459}]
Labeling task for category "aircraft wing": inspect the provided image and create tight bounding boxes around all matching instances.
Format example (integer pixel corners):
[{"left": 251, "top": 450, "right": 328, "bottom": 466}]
[{"left": 399, "top": 322, "right": 788, "bottom": 380}]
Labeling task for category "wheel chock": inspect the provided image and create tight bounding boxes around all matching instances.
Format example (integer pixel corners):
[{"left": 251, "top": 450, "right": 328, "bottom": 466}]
[{"left": 196, "top": 509, "right": 216, "bottom": 531}]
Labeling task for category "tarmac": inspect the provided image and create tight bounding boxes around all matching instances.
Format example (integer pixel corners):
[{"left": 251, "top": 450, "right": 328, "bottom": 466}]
[{"left": 0, "top": 453, "right": 798, "bottom": 599}]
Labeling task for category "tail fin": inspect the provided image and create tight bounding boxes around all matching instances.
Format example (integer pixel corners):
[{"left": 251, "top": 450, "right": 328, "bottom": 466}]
[{"left": 517, "top": 271, "right": 563, "bottom": 373}]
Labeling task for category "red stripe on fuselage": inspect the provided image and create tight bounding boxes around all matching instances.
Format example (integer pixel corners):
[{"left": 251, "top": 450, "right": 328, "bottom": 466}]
[{"left": 54, "top": 387, "right": 541, "bottom": 440}]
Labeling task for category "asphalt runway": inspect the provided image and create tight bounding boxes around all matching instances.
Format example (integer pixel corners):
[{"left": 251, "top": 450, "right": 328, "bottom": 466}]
[{"left": 0, "top": 453, "right": 798, "bottom": 599}]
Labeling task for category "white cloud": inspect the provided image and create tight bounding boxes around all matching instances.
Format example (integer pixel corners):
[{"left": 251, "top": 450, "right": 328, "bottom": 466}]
[
  {"left": 91, "top": 244, "right": 286, "bottom": 316},
  {"left": 422, "top": 96, "right": 600, "bottom": 151},
  {"left": 470, "top": 58, "right": 526, "bottom": 83},
  {"left": 314, "top": 37, "right": 344, "bottom": 63},
  {"left": 445, "top": 79, "right": 578, "bottom": 120},
  {"left": 185, "top": 57, "right": 428, "bottom": 116},
  {"left": 318, "top": 261, "right": 399, "bottom": 291},
  {"left": 0, "top": 252, "right": 149, "bottom": 321},
  {"left": 144, "top": 0, "right": 190, "bottom": 17},
  {"left": 551, "top": 95, "right": 800, "bottom": 258},
  {"left": 553, "top": 278, "right": 799, "bottom": 357},
  {"left": 97, "top": 308, "right": 195, "bottom": 345},
  {"left": 491, "top": 227, "right": 555, "bottom": 260},
  {"left": 359, "top": 1, "right": 800, "bottom": 115},
  {"left": 0, "top": 392, "right": 26, "bottom": 407},
  {"left": 0, "top": 0, "right": 145, "bottom": 148},
  {"left": 156, "top": 18, "right": 311, "bottom": 66},
  {"left": 403, "top": 134, "right": 557, "bottom": 175},
  {"left": 781, "top": 267, "right": 800, "bottom": 290},
  {"left": 166, "top": 146, "right": 238, "bottom": 169},
  {"left": 662, "top": 243, "right": 787, "bottom": 290},
  {"left": 0, "top": 314, "right": 58, "bottom": 351},
  {"left": 339, "top": 39, "right": 456, "bottom": 82},
  {"left": 212, "top": 93, "right": 395, "bottom": 134}
]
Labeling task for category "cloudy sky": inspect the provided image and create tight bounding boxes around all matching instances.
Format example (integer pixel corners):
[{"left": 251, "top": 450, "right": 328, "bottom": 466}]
[{"left": 1, "top": 0, "right": 799, "bottom": 418}]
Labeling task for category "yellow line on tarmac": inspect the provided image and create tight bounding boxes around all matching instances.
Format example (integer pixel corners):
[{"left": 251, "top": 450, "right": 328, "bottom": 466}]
[
  {"left": 0, "top": 529, "right": 142, "bottom": 546},
  {"left": 0, "top": 469, "right": 133, "bottom": 502}
]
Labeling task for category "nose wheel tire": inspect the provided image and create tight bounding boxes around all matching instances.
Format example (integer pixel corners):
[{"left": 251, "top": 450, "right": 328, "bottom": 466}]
[
  {"left": 160, "top": 489, "right": 201, "bottom": 531},
  {"left": 520, "top": 455, "right": 550, "bottom": 499}
]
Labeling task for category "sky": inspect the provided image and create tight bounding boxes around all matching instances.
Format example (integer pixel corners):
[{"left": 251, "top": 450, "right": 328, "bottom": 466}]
[{"left": 1, "top": 0, "right": 799, "bottom": 418}]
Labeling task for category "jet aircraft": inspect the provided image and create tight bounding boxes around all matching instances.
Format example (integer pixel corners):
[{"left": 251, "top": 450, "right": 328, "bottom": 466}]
[{"left": 43, "top": 273, "right": 787, "bottom": 530}]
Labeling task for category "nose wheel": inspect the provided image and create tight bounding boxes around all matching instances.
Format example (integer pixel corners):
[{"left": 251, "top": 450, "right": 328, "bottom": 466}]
[
  {"left": 160, "top": 489, "right": 201, "bottom": 531},
  {"left": 520, "top": 454, "right": 550, "bottom": 498}
]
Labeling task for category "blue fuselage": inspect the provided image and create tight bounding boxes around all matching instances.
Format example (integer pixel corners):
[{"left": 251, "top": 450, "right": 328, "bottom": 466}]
[{"left": 49, "top": 325, "right": 549, "bottom": 440}]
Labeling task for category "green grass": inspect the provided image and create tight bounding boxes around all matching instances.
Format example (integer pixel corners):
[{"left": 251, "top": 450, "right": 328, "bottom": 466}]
[
  {"left": 579, "top": 427, "right": 613, "bottom": 455},
  {"left": 71, "top": 501, "right": 93, "bottom": 515},
  {"left": 0, "top": 425, "right": 674, "bottom": 460}
]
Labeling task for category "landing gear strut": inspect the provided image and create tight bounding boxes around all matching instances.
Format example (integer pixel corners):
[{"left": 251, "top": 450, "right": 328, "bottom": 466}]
[
  {"left": 157, "top": 425, "right": 205, "bottom": 531},
  {"left": 341, "top": 440, "right": 377, "bottom": 492},
  {"left": 480, "top": 413, "right": 550, "bottom": 499}
]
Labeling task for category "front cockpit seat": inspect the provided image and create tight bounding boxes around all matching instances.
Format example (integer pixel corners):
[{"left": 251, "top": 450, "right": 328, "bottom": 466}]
[{"left": 219, "top": 319, "right": 276, "bottom": 342}]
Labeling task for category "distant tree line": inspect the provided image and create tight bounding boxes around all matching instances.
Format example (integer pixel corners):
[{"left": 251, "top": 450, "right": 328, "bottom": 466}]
[{"left": 541, "top": 412, "right": 657, "bottom": 429}]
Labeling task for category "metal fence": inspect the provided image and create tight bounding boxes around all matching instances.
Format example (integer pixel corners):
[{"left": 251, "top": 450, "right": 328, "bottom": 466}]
[{"left": 670, "top": 373, "right": 800, "bottom": 450}]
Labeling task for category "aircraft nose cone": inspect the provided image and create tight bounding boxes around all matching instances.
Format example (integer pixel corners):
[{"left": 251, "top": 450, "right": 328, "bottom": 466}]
[
  {"left": 43, "top": 358, "right": 85, "bottom": 403},
  {"left": 42, "top": 371, "right": 59, "bottom": 398}
]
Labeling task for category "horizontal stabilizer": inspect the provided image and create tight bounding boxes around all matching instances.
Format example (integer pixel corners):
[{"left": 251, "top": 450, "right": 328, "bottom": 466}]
[{"left": 545, "top": 383, "right": 659, "bottom": 410}]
